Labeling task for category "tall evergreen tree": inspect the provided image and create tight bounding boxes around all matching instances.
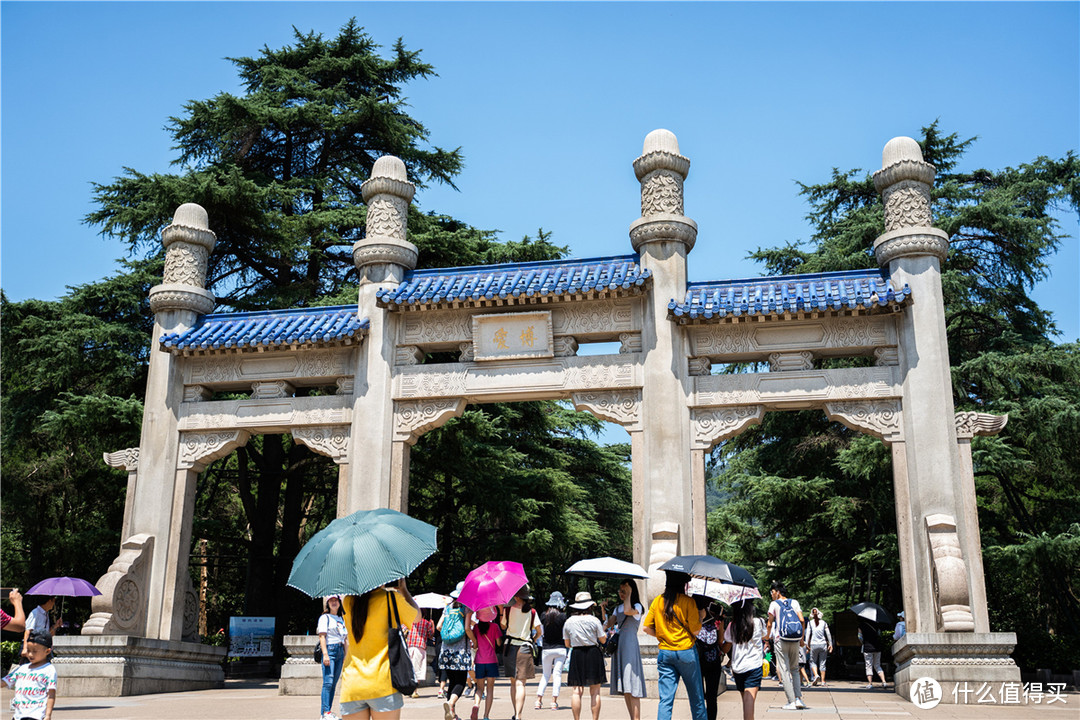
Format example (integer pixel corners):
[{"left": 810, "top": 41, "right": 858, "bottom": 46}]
[{"left": 708, "top": 123, "right": 1079, "bottom": 671}]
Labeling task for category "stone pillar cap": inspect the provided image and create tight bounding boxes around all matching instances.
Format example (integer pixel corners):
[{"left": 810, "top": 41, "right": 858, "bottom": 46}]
[
  {"left": 643, "top": 128, "right": 681, "bottom": 156},
  {"left": 634, "top": 129, "right": 690, "bottom": 180},
  {"left": 372, "top": 155, "right": 408, "bottom": 182},
  {"left": 361, "top": 155, "right": 415, "bottom": 203},
  {"left": 882, "top": 136, "right": 924, "bottom": 167}
]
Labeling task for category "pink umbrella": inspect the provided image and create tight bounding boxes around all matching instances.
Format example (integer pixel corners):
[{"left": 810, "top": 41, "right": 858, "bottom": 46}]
[{"left": 457, "top": 561, "right": 529, "bottom": 611}]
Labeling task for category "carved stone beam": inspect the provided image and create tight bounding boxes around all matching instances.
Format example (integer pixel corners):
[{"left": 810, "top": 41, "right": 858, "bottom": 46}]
[
  {"left": 926, "top": 514, "right": 976, "bottom": 632},
  {"left": 619, "top": 333, "right": 642, "bottom": 354},
  {"left": 688, "top": 357, "right": 712, "bottom": 377},
  {"left": 690, "top": 405, "right": 766, "bottom": 451},
  {"left": 292, "top": 425, "right": 350, "bottom": 464},
  {"left": 335, "top": 377, "right": 355, "bottom": 396},
  {"left": 396, "top": 345, "right": 425, "bottom": 366},
  {"left": 178, "top": 430, "right": 251, "bottom": 471},
  {"left": 824, "top": 400, "right": 904, "bottom": 444},
  {"left": 954, "top": 412, "right": 1008, "bottom": 440},
  {"left": 251, "top": 380, "right": 295, "bottom": 399},
  {"left": 571, "top": 390, "right": 642, "bottom": 432},
  {"left": 393, "top": 398, "right": 468, "bottom": 446},
  {"left": 769, "top": 351, "right": 813, "bottom": 372},
  {"left": 553, "top": 337, "right": 579, "bottom": 358},
  {"left": 103, "top": 448, "right": 140, "bottom": 471}
]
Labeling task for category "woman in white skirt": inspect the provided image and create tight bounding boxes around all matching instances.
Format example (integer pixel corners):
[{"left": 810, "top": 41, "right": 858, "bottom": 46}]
[{"left": 563, "top": 592, "right": 607, "bottom": 720}]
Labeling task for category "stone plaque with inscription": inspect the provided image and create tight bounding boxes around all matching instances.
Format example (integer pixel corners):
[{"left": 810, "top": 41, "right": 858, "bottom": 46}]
[{"left": 471, "top": 311, "right": 554, "bottom": 362}]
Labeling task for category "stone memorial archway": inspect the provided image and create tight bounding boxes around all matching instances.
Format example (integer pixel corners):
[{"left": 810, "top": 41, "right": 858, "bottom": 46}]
[{"left": 59, "top": 132, "right": 1017, "bottom": 701}]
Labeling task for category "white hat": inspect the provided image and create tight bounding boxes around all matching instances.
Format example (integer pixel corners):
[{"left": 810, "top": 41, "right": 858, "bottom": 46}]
[
  {"left": 569, "top": 591, "right": 596, "bottom": 610},
  {"left": 449, "top": 581, "right": 465, "bottom": 599}
]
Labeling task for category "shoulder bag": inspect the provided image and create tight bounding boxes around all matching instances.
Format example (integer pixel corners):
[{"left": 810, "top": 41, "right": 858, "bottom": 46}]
[{"left": 387, "top": 591, "right": 418, "bottom": 695}]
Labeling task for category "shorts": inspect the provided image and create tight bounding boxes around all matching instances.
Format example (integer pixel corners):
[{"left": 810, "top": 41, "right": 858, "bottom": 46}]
[
  {"left": 340, "top": 692, "right": 404, "bottom": 714},
  {"left": 475, "top": 661, "right": 500, "bottom": 679},
  {"left": 733, "top": 666, "right": 763, "bottom": 691}
]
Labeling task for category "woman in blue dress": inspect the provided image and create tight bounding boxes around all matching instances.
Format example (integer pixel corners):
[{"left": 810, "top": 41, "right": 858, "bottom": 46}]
[{"left": 604, "top": 578, "right": 646, "bottom": 720}]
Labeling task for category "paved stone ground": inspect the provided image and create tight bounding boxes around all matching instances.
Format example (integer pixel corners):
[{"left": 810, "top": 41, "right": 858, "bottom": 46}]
[{"left": 4, "top": 678, "right": 1075, "bottom": 720}]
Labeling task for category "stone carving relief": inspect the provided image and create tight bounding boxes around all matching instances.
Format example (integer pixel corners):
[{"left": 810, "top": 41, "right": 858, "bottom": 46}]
[
  {"left": 690, "top": 406, "right": 765, "bottom": 450},
  {"left": 926, "top": 514, "right": 976, "bottom": 632},
  {"left": 84, "top": 534, "right": 154, "bottom": 636},
  {"left": 403, "top": 312, "right": 472, "bottom": 345},
  {"left": 178, "top": 430, "right": 250, "bottom": 470},
  {"left": 147, "top": 285, "right": 216, "bottom": 316},
  {"left": 393, "top": 399, "right": 467, "bottom": 445},
  {"left": 182, "top": 574, "right": 200, "bottom": 642},
  {"left": 954, "top": 412, "right": 1009, "bottom": 440},
  {"left": 352, "top": 241, "right": 418, "bottom": 270},
  {"left": 874, "top": 347, "right": 900, "bottom": 366},
  {"left": 688, "top": 357, "right": 711, "bottom": 377},
  {"left": 188, "top": 357, "right": 244, "bottom": 384},
  {"left": 629, "top": 218, "right": 698, "bottom": 250},
  {"left": 647, "top": 522, "right": 680, "bottom": 602},
  {"left": 619, "top": 333, "right": 642, "bottom": 354},
  {"left": 768, "top": 351, "right": 814, "bottom": 372},
  {"left": 293, "top": 425, "right": 350, "bottom": 463},
  {"left": 179, "top": 396, "right": 351, "bottom": 432},
  {"left": 641, "top": 170, "right": 684, "bottom": 216},
  {"left": 873, "top": 230, "right": 950, "bottom": 266},
  {"left": 552, "top": 300, "right": 635, "bottom": 336},
  {"left": 297, "top": 351, "right": 344, "bottom": 378},
  {"left": 184, "top": 385, "right": 212, "bottom": 403},
  {"left": 689, "top": 324, "right": 755, "bottom": 356},
  {"left": 396, "top": 345, "right": 425, "bottom": 366},
  {"left": 103, "top": 447, "right": 140, "bottom": 471},
  {"left": 882, "top": 180, "right": 933, "bottom": 232},
  {"left": 365, "top": 195, "right": 408, "bottom": 239},
  {"left": 458, "top": 342, "right": 475, "bottom": 362},
  {"left": 820, "top": 317, "right": 890, "bottom": 348},
  {"left": 553, "top": 337, "right": 579, "bottom": 357},
  {"left": 398, "top": 367, "right": 469, "bottom": 399},
  {"left": 163, "top": 243, "right": 209, "bottom": 287},
  {"left": 690, "top": 317, "right": 893, "bottom": 359},
  {"left": 571, "top": 390, "right": 641, "bottom": 431},
  {"left": 824, "top": 400, "right": 903, "bottom": 443},
  {"left": 694, "top": 366, "right": 898, "bottom": 409},
  {"left": 335, "top": 377, "right": 355, "bottom": 396},
  {"left": 562, "top": 357, "right": 637, "bottom": 391},
  {"left": 251, "top": 380, "right": 294, "bottom": 399}
]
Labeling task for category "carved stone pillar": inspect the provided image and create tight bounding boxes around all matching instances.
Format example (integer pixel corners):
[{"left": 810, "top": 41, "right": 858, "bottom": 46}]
[
  {"left": 629, "top": 130, "right": 697, "bottom": 604},
  {"left": 873, "top": 139, "right": 1019, "bottom": 700},
  {"left": 347, "top": 156, "right": 418, "bottom": 513},
  {"left": 103, "top": 448, "right": 139, "bottom": 541},
  {"left": 95, "top": 204, "right": 217, "bottom": 643}
]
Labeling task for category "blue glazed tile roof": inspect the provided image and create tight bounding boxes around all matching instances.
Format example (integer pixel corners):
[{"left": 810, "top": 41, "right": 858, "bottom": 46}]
[
  {"left": 668, "top": 269, "right": 910, "bottom": 323},
  {"left": 376, "top": 255, "right": 651, "bottom": 309},
  {"left": 160, "top": 305, "right": 368, "bottom": 353}
]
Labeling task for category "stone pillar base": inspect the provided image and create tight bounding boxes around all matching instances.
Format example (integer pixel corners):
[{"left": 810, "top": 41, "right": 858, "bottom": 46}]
[
  {"left": 52, "top": 636, "right": 225, "bottom": 696},
  {"left": 280, "top": 635, "right": 438, "bottom": 695},
  {"left": 893, "top": 632, "right": 1020, "bottom": 704}
]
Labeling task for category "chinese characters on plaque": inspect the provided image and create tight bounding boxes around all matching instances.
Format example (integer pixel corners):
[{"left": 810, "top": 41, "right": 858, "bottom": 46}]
[{"left": 472, "top": 311, "right": 554, "bottom": 361}]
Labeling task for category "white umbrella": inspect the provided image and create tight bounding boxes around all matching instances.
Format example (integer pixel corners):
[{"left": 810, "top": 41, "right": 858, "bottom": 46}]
[
  {"left": 687, "top": 577, "right": 761, "bottom": 605},
  {"left": 565, "top": 556, "right": 650, "bottom": 579},
  {"left": 413, "top": 592, "right": 451, "bottom": 609}
]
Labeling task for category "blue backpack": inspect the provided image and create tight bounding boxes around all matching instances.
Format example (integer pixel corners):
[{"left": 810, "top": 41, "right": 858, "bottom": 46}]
[
  {"left": 777, "top": 599, "right": 803, "bottom": 640},
  {"left": 441, "top": 607, "right": 465, "bottom": 644}
]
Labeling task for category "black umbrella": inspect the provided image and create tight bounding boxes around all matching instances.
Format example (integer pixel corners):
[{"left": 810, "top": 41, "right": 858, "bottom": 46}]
[
  {"left": 850, "top": 601, "right": 893, "bottom": 625},
  {"left": 657, "top": 555, "right": 757, "bottom": 588}
]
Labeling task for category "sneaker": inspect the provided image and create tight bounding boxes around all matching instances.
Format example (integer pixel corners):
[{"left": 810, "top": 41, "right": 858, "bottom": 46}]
[
  {"left": 782, "top": 701, "right": 799, "bottom": 710},
  {"left": 443, "top": 701, "right": 454, "bottom": 720},
  {"left": 463, "top": 686, "right": 474, "bottom": 698},
  {"left": 795, "top": 698, "right": 808, "bottom": 709},
  {"left": 470, "top": 705, "right": 479, "bottom": 720},
  {"left": 864, "top": 683, "right": 874, "bottom": 689}
]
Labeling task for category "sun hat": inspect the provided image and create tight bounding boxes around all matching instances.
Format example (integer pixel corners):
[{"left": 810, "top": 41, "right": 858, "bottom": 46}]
[
  {"left": 546, "top": 591, "right": 567, "bottom": 608},
  {"left": 569, "top": 591, "right": 596, "bottom": 610},
  {"left": 449, "top": 581, "right": 465, "bottom": 599},
  {"left": 897, "top": 611, "right": 905, "bottom": 618},
  {"left": 325, "top": 594, "right": 342, "bottom": 602}
]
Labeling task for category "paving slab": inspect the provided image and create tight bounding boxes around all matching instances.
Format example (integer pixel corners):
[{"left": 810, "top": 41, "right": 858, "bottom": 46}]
[{"left": 3, "top": 677, "right": 1075, "bottom": 719}]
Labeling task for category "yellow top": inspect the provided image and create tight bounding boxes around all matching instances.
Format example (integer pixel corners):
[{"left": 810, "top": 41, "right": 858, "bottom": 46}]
[
  {"left": 340, "top": 590, "right": 418, "bottom": 702},
  {"left": 643, "top": 593, "right": 701, "bottom": 651}
]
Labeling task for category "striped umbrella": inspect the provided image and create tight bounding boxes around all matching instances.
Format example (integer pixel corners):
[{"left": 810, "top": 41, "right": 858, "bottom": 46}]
[{"left": 287, "top": 508, "right": 437, "bottom": 598}]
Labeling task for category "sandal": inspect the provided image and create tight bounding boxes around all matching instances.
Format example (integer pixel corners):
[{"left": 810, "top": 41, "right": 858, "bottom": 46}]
[
  {"left": 552, "top": 700, "right": 560, "bottom": 710},
  {"left": 535, "top": 698, "right": 543, "bottom": 710}
]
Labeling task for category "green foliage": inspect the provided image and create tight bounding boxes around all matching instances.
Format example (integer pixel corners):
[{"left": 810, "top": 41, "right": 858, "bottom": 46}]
[
  {"left": 711, "top": 122, "right": 1080, "bottom": 670},
  {"left": 1, "top": 261, "right": 158, "bottom": 597},
  {"left": 1, "top": 641, "right": 20, "bottom": 670}
]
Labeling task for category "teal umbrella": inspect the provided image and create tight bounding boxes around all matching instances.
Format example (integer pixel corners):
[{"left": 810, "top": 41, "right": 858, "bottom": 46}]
[{"left": 287, "top": 507, "right": 438, "bottom": 598}]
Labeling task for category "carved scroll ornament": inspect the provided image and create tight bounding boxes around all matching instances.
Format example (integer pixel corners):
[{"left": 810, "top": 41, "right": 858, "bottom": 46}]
[
  {"left": 572, "top": 390, "right": 641, "bottom": 431},
  {"left": 103, "top": 447, "right": 140, "bottom": 471},
  {"left": 178, "top": 430, "right": 251, "bottom": 470},
  {"left": 83, "top": 534, "right": 154, "bottom": 636},
  {"left": 293, "top": 425, "right": 350, "bottom": 464},
  {"left": 954, "top": 411, "right": 1008, "bottom": 440},
  {"left": 690, "top": 405, "right": 765, "bottom": 450},
  {"left": 393, "top": 398, "right": 468, "bottom": 445},
  {"left": 926, "top": 514, "right": 976, "bottom": 632},
  {"left": 824, "top": 400, "right": 903, "bottom": 444}
]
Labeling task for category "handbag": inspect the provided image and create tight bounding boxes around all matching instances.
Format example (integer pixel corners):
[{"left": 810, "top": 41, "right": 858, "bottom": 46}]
[
  {"left": 387, "top": 591, "right": 418, "bottom": 695},
  {"left": 313, "top": 645, "right": 323, "bottom": 664},
  {"left": 603, "top": 614, "right": 627, "bottom": 657}
]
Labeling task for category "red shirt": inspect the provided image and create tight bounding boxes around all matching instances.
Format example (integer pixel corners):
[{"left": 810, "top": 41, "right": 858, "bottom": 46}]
[{"left": 406, "top": 617, "right": 434, "bottom": 650}]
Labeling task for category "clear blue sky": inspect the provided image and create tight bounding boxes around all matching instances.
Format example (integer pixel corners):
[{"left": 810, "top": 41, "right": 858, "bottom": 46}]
[{"left": 2, "top": 1, "right": 1077, "bottom": 340}]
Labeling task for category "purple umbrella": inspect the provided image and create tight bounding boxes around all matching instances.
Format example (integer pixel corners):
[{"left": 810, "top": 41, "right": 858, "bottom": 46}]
[{"left": 27, "top": 576, "right": 101, "bottom": 597}]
